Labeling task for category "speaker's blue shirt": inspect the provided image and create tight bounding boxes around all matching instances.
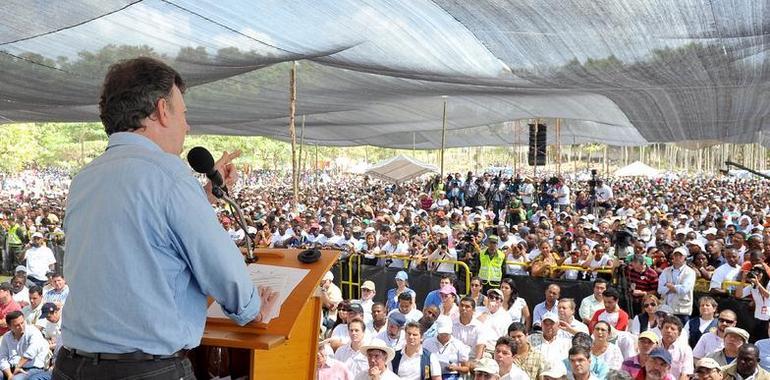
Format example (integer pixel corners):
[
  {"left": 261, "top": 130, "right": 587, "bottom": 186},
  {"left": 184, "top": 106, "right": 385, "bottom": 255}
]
[{"left": 62, "top": 132, "right": 260, "bottom": 354}]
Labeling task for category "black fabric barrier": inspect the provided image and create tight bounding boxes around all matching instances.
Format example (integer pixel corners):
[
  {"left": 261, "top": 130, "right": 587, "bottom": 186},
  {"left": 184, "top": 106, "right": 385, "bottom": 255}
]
[{"left": 361, "top": 265, "right": 448, "bottom": 310}]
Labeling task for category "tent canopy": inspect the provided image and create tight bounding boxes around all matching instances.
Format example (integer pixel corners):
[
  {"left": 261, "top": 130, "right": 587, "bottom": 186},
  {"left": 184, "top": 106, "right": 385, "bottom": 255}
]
[
  {"left": 2, "top": 1, "right": 770, "bottom": 147},
  {"left": 365, "top": 155, "right": 438, "bottom": 184},
  {"left": 614, "top": 161, "right": 661, "bottom": 178}
]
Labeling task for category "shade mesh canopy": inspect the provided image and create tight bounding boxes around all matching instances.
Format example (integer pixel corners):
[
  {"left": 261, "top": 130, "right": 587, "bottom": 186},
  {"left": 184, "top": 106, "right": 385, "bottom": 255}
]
[
  {"left": 2, "top": 0, "right": 770, "bottom": 147},
  {"left": 365, "top": 155, "right": 438, "bottom": 183},
  {"left": 614, "top": 161, "right": 661, "bottom": 177}
]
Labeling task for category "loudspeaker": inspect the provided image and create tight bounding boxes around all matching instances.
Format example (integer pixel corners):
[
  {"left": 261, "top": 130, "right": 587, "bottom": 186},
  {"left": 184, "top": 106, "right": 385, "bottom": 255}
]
[{"left": 528, "top": 123, "right": 546, "bottom": 166}]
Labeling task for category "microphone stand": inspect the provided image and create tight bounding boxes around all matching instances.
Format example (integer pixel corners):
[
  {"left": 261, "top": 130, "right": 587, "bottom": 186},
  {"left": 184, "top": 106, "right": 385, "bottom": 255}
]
[{"left": 215, "top": 185, "right": 256, "bottom": 263}]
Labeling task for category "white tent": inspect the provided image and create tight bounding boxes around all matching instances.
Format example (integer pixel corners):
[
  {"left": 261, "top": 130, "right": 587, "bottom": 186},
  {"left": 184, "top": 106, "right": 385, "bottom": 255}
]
[
  {"left": 365, "top": 155, "right": 438, "bottom": 183},
  {"left": 614, "top": 161, "right": 660, "bottom": 177}
]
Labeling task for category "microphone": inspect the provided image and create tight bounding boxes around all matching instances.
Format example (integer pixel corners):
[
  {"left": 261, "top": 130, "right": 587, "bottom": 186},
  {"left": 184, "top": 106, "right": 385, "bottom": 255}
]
[{"left": 187, "top": 146, "right": 227, "bottom": 196}]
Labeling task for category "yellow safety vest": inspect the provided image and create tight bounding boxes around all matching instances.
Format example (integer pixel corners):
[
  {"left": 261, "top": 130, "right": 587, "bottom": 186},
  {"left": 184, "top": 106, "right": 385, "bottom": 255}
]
[{"left": 479, "top": 248, "right": 505, "bottom": 285}]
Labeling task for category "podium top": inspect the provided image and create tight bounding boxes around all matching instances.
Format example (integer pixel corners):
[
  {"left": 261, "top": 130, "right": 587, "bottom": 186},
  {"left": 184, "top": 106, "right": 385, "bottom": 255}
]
[{"left": 203, "top": 248, "right": 338, "bottom": 350}]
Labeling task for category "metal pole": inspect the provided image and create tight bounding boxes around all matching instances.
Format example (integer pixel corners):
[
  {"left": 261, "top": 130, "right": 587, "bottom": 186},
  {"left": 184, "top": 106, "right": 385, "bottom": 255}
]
[
  {"left": 288, "top": 61, "right": 298, "bottom": 208},
  {"left": 299, "top": 115, "right": 305, "bottom": 184},
  {"left": 556, "top": 118, "right": 561, "bottom": 175},
  {"left": 440, "top": 97, "right": 448, "bottom": 180},
  {"left": 533, "top": 118, "right": 539, "bottom": 181}
]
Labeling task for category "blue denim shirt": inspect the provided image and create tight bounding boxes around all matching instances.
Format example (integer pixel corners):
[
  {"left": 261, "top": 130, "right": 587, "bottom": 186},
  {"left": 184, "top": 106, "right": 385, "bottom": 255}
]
[{"left": 61, "top": 132, "right": 260, "bottom": 354}]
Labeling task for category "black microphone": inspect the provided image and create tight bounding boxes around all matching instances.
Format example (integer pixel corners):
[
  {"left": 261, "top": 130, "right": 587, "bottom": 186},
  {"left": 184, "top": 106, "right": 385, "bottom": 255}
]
[{"left": 187, "top": 146, "right": 228, "bottom": 195}]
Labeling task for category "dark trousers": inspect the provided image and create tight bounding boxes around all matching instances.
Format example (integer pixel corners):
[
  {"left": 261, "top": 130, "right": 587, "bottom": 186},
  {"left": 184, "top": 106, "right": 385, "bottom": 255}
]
[{"left": 52, "top": 350, "right": 195, "bottom": 380}]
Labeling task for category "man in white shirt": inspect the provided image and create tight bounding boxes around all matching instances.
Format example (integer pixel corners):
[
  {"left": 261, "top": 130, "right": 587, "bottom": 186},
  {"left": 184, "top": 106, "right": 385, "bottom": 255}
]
[
  {"left": 579, "top": 279, "right": 607, "bottom": 322},
  {"left": 22, "top": 233, "right": 55, "bottom": 287},
  {"left": 529, "top": 312, "right": 572, "bottom": 370},
  {"left": 355, "top": 281, "right": 376, "bottom": 325},
  {"left": 0, "top": 311, "right": 48, "bottom": 380},
  {"left": 478, "top": 289, "right": 512, "bottom": 344},
  {"left": 453, "top": 296, "right": 486, "bottom": 361},
  {"left": 355, "top": 339, "right": 400, "bottom": 380},
  {"left": 423, "top": 316, "right": 470, "bottom": 379},
  {"left": 657, "top": 247, "right": 696, "bottom": 323},
  {"left": 376, "top": 313, "right": 406, "bottom": 352},
  {"left": 37, "top": 302, "right": 61, "bottom": 351},
  {"left": 388, "top": 293, "right": 423, "bottom": 323},
  {"left": 709, "top": 248, "right": 741, "bottom": 295},
  {"left": 557, "top": 298, "right": 589, "bottom": 339},
  {"left": 391, "top": 322, "right": 442, "bottom": 380},
  {"left": 20, "top": 286, "right": 43, "bottom": 327},
  {"left": 380, "top": 233, "right": 409, "bottom": 268}
]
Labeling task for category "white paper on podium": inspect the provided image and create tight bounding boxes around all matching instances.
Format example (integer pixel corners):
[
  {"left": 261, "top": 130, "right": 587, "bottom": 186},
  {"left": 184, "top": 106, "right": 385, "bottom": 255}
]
[{"left": 207, "top": 263, "right": 310, "bottom": 324}]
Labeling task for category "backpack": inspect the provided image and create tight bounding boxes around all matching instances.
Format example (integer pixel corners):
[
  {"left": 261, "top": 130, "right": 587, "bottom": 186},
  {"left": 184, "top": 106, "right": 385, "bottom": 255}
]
[{"left": 392, "top": 348, "right": 432, "bottom": 380}]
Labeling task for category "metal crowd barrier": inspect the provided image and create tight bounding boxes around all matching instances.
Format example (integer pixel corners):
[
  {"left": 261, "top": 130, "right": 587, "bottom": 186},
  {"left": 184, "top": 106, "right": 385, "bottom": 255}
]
[
  {"left": 505, "top": 260, "right": 617, "bottom": 283},
  {"left": 338, "top": 253, "right": 472, "bottom": 299}
]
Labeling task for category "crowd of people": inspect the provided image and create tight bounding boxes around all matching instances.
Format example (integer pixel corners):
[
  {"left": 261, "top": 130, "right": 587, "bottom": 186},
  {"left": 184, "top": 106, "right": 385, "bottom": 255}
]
[{"left": 0, "top": 167, "right": 770, "bottom": 379}]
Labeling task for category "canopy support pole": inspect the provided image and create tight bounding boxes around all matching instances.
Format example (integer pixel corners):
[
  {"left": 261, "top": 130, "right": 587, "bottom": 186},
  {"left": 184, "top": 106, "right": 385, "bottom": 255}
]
[
  {"left": 440, "top": 97, "right": 448, "bottom": 180},
  {"left": 288, "top": 61, "right": 298, "bottom": 208},
  {"left": 533, "top": 118, "right": 539, "bottom": 180},
  {"left": 556, "top": 118, "right": 561, "bottom": 175},
  {"left": 299, "top": 115, "right": 305, "bottom": 184}
]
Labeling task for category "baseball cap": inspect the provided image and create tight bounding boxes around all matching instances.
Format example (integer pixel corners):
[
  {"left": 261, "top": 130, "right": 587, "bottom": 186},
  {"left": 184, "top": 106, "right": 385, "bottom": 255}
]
[
  {"left": 648, "top": 347, "right": 672, "bottom": 365},
  {"left": 541, "top": 312, "right": 559, "bottom": 323},
  {"left": 41, "top": 302, "right": 59, "bottom": 318},
  {"left": 439, "top": 285, "right": 457, "bottom": 296},
  {"left": 473, "top": 357, "right": 499, "bottom": 375},
  {"left": 13, "top": 265, "right": 27, "bottom": 274},
  {"left": 435, "top": 316, "right": 453, "bottom": 335},
  {"left": 395, "top": 271, "right": 409, "bottom": 281},
  {"left": 31, "top": 232, "right": 44, "bottom": 239},
  {"left": 323, "top": 271, "right": 334, "bottom": 281},
  {"left": 487, "top": 235, "right": 499, "bottom": 244},
  {"left": 672, "top": 246, "right": 689, "bottom": 257},
  {"left": 348, "top": 303, "right": 364, "bottom": 315},
  {"left": 638, "top": 331, "right": 660, "bottom": 344},
  {"left": 388, "top": 313, "right": 406, "bottom": 327},
  {"left": 361, "top": 281, "right": 376, "bottom": 291},
  {"left": 487, "top": 288, "right": 503, "bottom": 298}
]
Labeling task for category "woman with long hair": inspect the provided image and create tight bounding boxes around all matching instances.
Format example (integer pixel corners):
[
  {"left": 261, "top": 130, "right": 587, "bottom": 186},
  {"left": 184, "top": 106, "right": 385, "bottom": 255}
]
[
  {"left": 628, "top": 294, "right": 660, "bottom": 335},
  {"left": 500, "top": 278, "right": 531, "bottom": 331},
  {"left": 591, "top": 321, "right": 623, "bottom": 369}
]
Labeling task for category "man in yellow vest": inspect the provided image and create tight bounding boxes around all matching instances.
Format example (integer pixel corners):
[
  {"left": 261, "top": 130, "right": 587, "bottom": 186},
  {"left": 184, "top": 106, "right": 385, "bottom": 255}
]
[{"left": 474, "top": 235, "right": 507, "bottom": 292}]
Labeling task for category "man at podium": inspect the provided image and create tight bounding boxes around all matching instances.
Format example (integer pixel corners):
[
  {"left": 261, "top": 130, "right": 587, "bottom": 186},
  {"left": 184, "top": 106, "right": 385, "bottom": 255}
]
[{"left": 54, "top": 57, "right": 278, "bottom": 379}]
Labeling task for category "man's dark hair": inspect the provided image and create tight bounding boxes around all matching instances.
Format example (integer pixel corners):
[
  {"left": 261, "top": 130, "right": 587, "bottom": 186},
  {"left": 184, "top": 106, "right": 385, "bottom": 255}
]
[
  {"left": 397, "top": 292, "right": 413, "bottom": 302},
  {"left": 99, "top": 57, "right": 186, "bottom": 135},
  {"left": 28, "top": 286, "right": 43, "bottom": 297},
  {"left": 572, "top": 332, "right": 593, "bottom": 349},
  {"left": 404, "top": 321, "right": 422, "bottom": 335},
  {"left": 5, "top": 311, "right": 22, "bottom": 326},
  {"left": 594, "top": 278, "right": 609, "bottom": 287},
  {"left": 50, "top": 272, "right": 64, "bottom": 280},
  {"left": 459, "top": 296, "right": 475, "bottom": 309},
  {"left": 568, "top": 345, "right": 591, "bottom": 359},
  {"left": 603, "top": 288, "right": 620, "bottom": 300},
  {"left": 661, "top": 315, "right": 684, "bottom": 332},
  {"left": 495, "top": 336, "right": 517, "bottom": 353},
  {"left": 507, "top": 321, "right": 526, "bottom": 335}
]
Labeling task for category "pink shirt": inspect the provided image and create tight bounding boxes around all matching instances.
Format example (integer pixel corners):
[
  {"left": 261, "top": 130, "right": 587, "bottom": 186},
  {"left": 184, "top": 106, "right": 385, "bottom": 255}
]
[
  {"left": 318, "top": 358, "right": 353, "bottom": 380},
  {"left": 0, "top": 299, "right": 21, "bottom": 335}
]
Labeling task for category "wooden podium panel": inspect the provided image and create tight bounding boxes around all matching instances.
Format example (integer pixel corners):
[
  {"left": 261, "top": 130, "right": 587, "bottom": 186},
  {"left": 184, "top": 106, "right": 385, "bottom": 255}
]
[{"left": 199, "top": 248, "right": 337, "bottom": 379}]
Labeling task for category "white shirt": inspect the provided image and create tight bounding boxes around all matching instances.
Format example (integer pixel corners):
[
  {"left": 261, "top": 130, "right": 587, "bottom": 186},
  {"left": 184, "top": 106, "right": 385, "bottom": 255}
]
[
  {"left": 505, "top": 254, "right": 529, "bottom": 276},
  {"left": 0, "top": 325, "right": 48, "bottom": 372},
  {"left": 423, "top": 337, "right": 470, "bottom": 375},
  {"left": 520, "top": 183, "right": 535, "bottom": 204},
  {"left": 375, "top": 330, "right": 405, "bottom": 352},
  {"left": 743, "top": 285, "right": 770, "bottom": 321},
  {"left": 453, "top": 318, "right": 484, "bottom": 357},
  {"left": 507, "top": 297, "right": 528, "bottom": 324},
  {"left": 388, "top": 309, "right": 423, "bottom": 324},
  {"left": 557, "top": 184, "right": 570, "bottom": 205},
  {"left": 693, "top": 332, "right": 723, "bottom": 359},
  {"left": 480, "top": 308, "right": 512, "bottom": 343},
  {"left": 500, "top": 365, "right": 529, "bottom": 380},
  {"left": 593, "top": 343, "right": 624, "bottom": 368},
  {"left": 11, "top": 287, "right": 28, "bottom": 307},
  {"left": 381, "top": 241, "right": 409, "bottom": 268},
  {"left": 25, "top": 245, "right": 55, "bottom": 281},
  {"left": 528, "top": 333, "right": 571, "bottom": 369},
  {"left": 395, "top": 348, "right": 442, "bottom": 380},
  {"left": 596, "top": 185, "right": 613, "bottom": 202},
  {"left": 335, "top": 343, "right": 370, "bottom": 378},
  {"left": 353, "top": 369, "right": 399, "bottom": 380},
  {"left": 556, "top": 318, "right": 589, "bottom": 340},
  {"left": 710, "top": 263, "right": 741, "bottom": 290}
]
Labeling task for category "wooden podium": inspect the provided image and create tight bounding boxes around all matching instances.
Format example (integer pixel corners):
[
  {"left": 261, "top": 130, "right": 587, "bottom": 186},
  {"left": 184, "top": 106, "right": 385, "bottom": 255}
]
[{"left": 197, "top": 249, "right": 338, "bottom": 379}]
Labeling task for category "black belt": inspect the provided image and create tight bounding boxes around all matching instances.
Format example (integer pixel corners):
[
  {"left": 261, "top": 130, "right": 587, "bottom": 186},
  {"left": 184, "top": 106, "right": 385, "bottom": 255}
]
[{"left": 62, "top": 347, "right": 187, "bottom": 362}]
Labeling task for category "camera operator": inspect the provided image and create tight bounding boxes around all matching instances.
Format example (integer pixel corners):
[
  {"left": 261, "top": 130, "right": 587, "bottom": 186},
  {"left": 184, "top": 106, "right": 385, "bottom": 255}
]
[{"left": 741, "top": 264, "right": 770, "bottom": 340}]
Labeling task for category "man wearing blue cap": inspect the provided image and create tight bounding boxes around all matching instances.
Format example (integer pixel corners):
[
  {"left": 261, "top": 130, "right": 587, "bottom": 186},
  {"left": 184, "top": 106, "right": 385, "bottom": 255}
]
[
  {"left": 376, "top": 313, "right": 406, "bottom": 351},
  {"left": 644, "top": 347, "right": 674, "bottom": 380}
]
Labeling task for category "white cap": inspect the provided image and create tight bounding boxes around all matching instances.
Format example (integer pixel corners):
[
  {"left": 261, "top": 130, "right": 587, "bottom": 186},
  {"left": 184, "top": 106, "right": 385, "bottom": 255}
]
[
  {"left": 435, "top": 315, "right": 453, "bottom": 335},
  {"left": 542, "top": 312, "right": 559, "bottom": 323},
  {"left": 323, "top": 271, "right": 334, "bottom": 281}
]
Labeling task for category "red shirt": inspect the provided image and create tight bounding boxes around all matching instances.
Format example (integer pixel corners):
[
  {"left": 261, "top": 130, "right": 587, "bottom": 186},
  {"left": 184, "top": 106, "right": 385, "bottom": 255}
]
[
  {"left": 0, "top": 299, "right": 21, "bottom": 335},
  {"left": 589, "top": 307, "right": 630, "bottom": 332}
]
